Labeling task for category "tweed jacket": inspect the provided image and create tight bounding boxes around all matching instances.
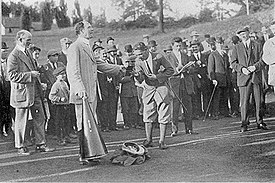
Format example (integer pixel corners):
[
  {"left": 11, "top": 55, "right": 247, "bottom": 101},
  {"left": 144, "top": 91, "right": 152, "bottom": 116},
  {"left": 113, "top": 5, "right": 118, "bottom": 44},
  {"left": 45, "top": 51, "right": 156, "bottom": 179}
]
[
  {"left": 7, "top": 46, "right": 38, "bottom": 108},
  {"left": 230, "top": 40, "right": 265, "bottom": 87},
  {"left": 208, "top": 50, "right": 230, "bottom": 87},
  {"left": 166, "top": 51, "right": 194, "bottom": 95},
  {"left": 67, "top": 37, "right": 121, "bottom": 105}
]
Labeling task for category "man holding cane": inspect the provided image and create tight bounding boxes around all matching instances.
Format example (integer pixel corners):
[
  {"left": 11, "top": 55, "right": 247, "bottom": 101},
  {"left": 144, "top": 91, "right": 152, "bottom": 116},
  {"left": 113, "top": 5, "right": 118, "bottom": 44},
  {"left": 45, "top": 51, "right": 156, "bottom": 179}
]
[{"left": 67, "top": 21, "right": 125, "bottom": 165}]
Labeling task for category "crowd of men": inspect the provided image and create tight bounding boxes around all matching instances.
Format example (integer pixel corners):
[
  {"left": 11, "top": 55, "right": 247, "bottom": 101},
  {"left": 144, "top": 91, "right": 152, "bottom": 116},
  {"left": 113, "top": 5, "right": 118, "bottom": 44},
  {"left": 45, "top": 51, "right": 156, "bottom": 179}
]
[{"left": 1, "top": 20, "right": 275, "bottom": 164}]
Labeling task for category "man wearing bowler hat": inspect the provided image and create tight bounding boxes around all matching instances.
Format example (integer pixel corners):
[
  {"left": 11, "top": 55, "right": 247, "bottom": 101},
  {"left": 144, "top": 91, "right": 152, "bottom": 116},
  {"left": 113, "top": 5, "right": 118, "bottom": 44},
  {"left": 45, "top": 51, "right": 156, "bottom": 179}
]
[{"left": 231, "top": 26, "right": 268, "bottom": 132}]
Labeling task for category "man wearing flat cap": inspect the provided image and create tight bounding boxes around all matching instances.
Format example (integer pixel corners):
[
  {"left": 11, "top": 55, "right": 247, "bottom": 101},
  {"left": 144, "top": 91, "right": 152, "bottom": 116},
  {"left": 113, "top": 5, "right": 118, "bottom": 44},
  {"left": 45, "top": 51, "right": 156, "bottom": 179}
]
[
  {"left": 134, "top": 41, "right": 174, "bottom": 149},
  {"left": 40, "top": 49, "right": 65, "bottom": 138},
  {"left": 231, "top": 26, "right": 268, "bottom": 132}
]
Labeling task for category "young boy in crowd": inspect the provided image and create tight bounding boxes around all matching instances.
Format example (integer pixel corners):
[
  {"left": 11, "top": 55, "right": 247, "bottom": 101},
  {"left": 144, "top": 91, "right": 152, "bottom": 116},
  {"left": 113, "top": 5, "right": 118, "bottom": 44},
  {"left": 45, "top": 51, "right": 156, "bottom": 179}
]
[
  {"left": 49, "top": 67, "right": 71, "bottom": 146},
  {"left": 120, "top": 55, "right": 139, "bottom": 129}
]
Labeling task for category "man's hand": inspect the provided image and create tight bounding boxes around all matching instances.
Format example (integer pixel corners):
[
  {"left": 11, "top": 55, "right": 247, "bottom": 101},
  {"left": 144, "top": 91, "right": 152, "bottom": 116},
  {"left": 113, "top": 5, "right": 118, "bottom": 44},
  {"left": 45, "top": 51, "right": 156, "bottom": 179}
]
[
  {"left": 212, "top": 80, "right": 218, "bottom": 86},
  {"left": 31, "top": 71, "right": 40, "bottom": 78},
  {"left": 247, "top": 65, "right": 256, "bottom": 72},
  {"left": 41, "top": 83, "right": 47, "bottom": 90},
  {"left": 147, "top": 74, "right": 157, "bottom": 80},
  {"left": 241, "top": 67, "right": 251, "bottom": 75},
  {"left": 61, "top": 97, "right": 66, "bottom": 102},
  {"left": 196, "top": 60, "right": 201, "bottom": 66},
  {"left": 76, "top": 91, "right": 87, "bottom": 99}
]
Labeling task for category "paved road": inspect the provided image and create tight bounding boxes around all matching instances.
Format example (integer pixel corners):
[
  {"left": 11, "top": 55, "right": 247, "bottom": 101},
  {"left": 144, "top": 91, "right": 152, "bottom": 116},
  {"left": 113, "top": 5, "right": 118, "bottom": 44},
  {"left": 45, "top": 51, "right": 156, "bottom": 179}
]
[{"left": 0, "top": 116, "right": 274, "bottom": 182}]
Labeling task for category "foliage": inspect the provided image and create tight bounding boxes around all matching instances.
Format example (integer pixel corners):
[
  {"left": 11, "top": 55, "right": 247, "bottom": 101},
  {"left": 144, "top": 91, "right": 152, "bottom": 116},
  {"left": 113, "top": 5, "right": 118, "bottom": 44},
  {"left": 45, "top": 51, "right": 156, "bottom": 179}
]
[
  {"left": 164, "top": 16, "right": 198, "bottom": 29},
  {"left": 83, "top": 6, "right": 93, "bottom": 24},
  {"left": 21, "top": 7, "right": 32, "bottom": 31},
  {"left": 72, "top": 0, "right": 83, "bottom": 26},
  {"left": 9, "top": 2, "right": 23, "bottom": 17},
  {"left": 2, "top": 2, "right": 11, "bottom": 17},
  {"left": 112, "top": 0, "right": 159, "bottom": 21},
  {"left": 29, "top": 4, "right": 41, "bottom": 22},
  {"left": 198, "top": 8, "right": 215, "bottom": 23},
  {"left": 55, "top": 0, "right": 71, "bottom": 28},
  {"left": 93, "top": 9, "right": 107, "bottom": 28},
  {"left": 41, "top": 1, "right": 54, "bottom": 30}
]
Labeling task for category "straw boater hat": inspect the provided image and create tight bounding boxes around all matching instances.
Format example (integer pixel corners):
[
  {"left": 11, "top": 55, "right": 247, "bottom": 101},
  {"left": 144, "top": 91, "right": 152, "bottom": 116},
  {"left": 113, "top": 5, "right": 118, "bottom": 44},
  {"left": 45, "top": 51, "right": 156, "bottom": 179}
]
[{"left": 121, "top": 142, "right": 147, "bottom": 155}]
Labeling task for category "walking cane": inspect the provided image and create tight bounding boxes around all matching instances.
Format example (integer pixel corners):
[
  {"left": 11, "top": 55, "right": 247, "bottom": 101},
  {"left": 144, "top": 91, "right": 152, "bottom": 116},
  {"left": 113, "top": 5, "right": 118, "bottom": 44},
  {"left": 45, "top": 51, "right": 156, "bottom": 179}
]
[{"left": 203, "top": 82, "right": 218, "bottom": 122}]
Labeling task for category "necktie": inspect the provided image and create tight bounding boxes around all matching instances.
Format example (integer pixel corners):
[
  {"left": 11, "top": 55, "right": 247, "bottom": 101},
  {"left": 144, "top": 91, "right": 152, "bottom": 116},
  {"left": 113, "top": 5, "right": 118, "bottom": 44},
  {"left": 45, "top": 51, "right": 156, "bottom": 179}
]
[
  {"left": 53, "top": 63, "right": 56, "bottom": 70},
  {"left": 145, "top": 60, "right": 152, "bottom": 74}
]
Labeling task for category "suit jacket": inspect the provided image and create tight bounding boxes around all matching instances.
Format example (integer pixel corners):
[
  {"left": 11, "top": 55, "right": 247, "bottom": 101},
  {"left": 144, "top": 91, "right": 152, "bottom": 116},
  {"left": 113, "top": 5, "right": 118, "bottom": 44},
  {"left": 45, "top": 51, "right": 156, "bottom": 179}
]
[
  {"left": 120, "top": 75, "right": 138, "bottom": 97},
  {"left": 166, "top": 51, "right": 194, "bottom": 95},
  {"left": 40, "top": 61, "right": 65, "bottom": 97},
  {"left": 7, "top": 46, "right": 37, "bottom": 108},
  {"left": 135, "top": 52, "right": 174, "bottom": 87},
  {"left": 67, "top": 37, "right": 121, "bottom": 105},
  {"left": 189, "top": 52, "right": 211, "bottom": 89},
  {"left": 58, "top": 51, "right": 68, "bottom": 66},
  {"left": 208, "top": 50, "right": 230, "bottom": 87},
  {"left": 231, "top": 40, "right": 265, "bottom": 87}
]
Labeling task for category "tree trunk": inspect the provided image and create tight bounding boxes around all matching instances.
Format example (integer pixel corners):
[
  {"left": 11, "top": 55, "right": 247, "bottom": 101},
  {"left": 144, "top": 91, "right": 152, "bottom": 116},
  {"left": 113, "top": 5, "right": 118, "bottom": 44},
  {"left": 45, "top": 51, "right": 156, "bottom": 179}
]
[{"left": 158, "top": 0, "right": 164, "bottom": 33}]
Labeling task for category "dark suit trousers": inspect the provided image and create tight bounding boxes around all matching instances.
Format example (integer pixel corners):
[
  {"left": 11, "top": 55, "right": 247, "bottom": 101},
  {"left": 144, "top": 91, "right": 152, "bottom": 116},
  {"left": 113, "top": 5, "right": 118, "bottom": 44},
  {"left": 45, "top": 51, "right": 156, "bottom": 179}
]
[
  {"left": 172, "top": 88, "right": 193, "bottom": 133},
  {"left": 212, "top": 86, "right": 228, "bottom": 116},
  {"left": 14, "top": 96, "right": 46, "bottom": 148},
  {"left": 239, "top": 80, "right": 263, "bottom": 127}
]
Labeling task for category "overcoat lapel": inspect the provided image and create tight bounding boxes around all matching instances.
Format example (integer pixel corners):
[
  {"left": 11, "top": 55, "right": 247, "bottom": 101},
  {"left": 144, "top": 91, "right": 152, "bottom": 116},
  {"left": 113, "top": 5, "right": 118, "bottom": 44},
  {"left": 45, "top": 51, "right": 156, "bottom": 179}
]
[
  {"left": 247, "top": 41, "right": 253, "bottom": 65},
  {"left": 17, "top": 49, "right": 35, "bottom": 70}
]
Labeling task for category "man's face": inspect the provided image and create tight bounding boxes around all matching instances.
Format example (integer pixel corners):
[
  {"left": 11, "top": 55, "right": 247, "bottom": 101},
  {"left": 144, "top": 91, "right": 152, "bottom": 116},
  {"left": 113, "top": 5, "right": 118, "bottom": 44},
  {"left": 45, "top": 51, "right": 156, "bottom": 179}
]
[
  {"left": 81, "top": 22, "right": 94, "bottom": 39},
  {"left": 239, "top": 31, "right": 249, "bottom": 42},
  {"left": 107, "top": 40, "right": 114, "bottom": 46},
  {"left": 93, "top": 48, "right": 102, "bottom": 58},
  {"left": 191, "top": 35, "right": 199, "bottom": 41},
  {"left": 143, "top": 37, "right": 149, "bottom": 43},
  {"left": 49, "top": 54, "right": 59, "bottom": 62},
  {"left": 32, "top": 50, "right": 40, "bottom": 60},
  {"left": 19, "top": 33, "right": 32, "bottom": 48},
  {"left": 191, "top": 44, "right": 199, "bottom": 53},
  {"left": 172, "top": 42, "right": 182, "bottom": 52},
  {"left": 57, "top": 72, "right": 66, "bottom": 81},
  {"left": 149, "top": 46, "right": 157, "bottom": 53},
  {"left": 1, "top": 49, "right": 9, "bottom": 59},
  {"left": 210, "top": 43, "right": 216, "bottom": 51}
]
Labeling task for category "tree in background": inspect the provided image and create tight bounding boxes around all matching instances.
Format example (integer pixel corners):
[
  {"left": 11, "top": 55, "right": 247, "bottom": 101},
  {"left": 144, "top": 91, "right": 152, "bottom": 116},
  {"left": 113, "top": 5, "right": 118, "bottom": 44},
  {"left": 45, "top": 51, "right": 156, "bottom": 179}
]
[
  {"left": 158, "top": 0, "right": 164, "bottom": 32},
  {"left": 83, "top": 6, "right": 93, "bottom": 24},
  {"left": 2, "top": 2, "right": 11, "bottom": 17},
  {"left": 198, "top": 8, "right": 215, "bottom": 23},
  {"left": 72, "top": 0, "right": 83, "bottom": 26},
  {"left": 55, "top": 0, "right": 71, "bottom": 28},
  {"left": 93, "top": 8, "right": 107, "bottom": 28},
  {"left": 30, "top": 2, "right": 41, "bottom": 22},
  {"left": 41, "top": 0, "right": 54, "bottom": 30},
  {"left": 21, "top": 7, "right": 32, "bottom": 31},
  {"left": 9, "top": 1, "right": 24, "bottom": 17}
]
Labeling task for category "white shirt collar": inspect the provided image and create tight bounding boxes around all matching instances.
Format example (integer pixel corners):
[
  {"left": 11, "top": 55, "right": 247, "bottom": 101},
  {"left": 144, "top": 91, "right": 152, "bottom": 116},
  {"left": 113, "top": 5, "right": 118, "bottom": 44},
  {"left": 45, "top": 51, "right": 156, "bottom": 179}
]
[
  {"left": 78, "top": 37, "right": 90, "bottom": 46},
  {"left": 16, "top": 44, "right": 26, "bottom": 53}
]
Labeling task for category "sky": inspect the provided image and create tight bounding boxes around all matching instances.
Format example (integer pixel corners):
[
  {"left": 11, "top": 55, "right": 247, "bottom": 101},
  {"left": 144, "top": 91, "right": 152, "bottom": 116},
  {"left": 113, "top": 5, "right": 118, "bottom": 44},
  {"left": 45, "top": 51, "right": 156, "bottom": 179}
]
[{"left": 3, "top": 0, "right": 240, "bottom": 21}]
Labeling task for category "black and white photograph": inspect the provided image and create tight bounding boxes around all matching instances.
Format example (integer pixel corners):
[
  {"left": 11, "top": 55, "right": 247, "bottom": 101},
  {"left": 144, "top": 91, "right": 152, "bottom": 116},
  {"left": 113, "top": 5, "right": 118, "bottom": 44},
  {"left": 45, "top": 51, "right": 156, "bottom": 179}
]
[{"left": 0, "top": 0, "right": 275, "bottom": 182}]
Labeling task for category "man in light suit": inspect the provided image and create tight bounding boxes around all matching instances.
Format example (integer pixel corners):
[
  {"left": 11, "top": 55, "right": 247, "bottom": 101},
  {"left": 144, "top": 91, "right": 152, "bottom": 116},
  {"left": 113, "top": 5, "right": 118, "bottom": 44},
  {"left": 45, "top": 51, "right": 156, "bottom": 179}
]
[
  {"left": 134, "top": 42, "right": 174, "bottom": 149},
  {"left": 231, "top": 27, "right": 268, "bottom": 132},
  {"left": 7, "top": 30, "right": 55, "bottom": 155},
  {"left": 66, "top": 21, "right": 124, "bottom": 164},
  {"left": 166, "top": 37, "right": 196, "bottom": 137}
]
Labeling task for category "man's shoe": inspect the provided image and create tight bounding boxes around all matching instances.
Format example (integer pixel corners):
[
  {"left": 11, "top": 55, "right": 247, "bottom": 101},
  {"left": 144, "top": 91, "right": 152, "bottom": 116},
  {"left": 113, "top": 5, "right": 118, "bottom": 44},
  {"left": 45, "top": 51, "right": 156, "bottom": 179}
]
[
  {"left": 170, "top": 132, "right": 177, "bottom": 137},
  {"left": 186, "top": 130, "right": 198, "bottom": 135},
  {"left": 159, "top": 142, "right": 168, "bottom": 150},
  {"left": 18, "top": 147, "right": 30, "bottom": 156},
  {"left": 257, "top": 123, "right": 269, "bottom": 130},
  {"left": 143, "top": 140, "right": 153, "bottom": 148},
  {"left": 36, "top": 144, "right": 55, "bottom": 153},
  {"left": 240, "top": 126, "right": 248, "bottom": 132}
]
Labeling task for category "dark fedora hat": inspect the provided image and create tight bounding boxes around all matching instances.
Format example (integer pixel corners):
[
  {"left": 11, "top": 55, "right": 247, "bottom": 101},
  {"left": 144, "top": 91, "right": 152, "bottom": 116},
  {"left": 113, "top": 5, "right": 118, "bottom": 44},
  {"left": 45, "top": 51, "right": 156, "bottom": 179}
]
[
  {"left": 53, "top": 66, "right": 66, "bottom": 76},
  {"left": 2, "top": 42, "right": 9, "bottom": 49},
  {"left": 92, "top": 44, "right": 104, "bottom": 52}
]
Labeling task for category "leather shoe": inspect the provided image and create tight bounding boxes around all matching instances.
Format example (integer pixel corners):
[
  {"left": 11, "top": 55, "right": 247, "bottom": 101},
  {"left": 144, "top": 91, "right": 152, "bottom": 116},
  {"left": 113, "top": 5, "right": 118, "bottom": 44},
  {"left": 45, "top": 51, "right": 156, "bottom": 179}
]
[
  {"left": 159, "top": 142, "right": 168, "bottom": 150},
  {"left": 257, "top": 123, "right": 269, "bottom": 130},
  {"left": 170, "top": 132, "right": 177, "bottom": 137},
  {"left": 18, "top": 147, "right": 30, "bottom": 156},
  {"left": 143, "top": 140, "right": 153, "bottom": 147},
  {"left": 186, "top": 130, "right": 198, "bottom": 135},
  {"left": 240, "top": 126, "right": 248, "bottom": 132},
  {"left": 35, "top": 144, "right": 55, "bottom": 153}
]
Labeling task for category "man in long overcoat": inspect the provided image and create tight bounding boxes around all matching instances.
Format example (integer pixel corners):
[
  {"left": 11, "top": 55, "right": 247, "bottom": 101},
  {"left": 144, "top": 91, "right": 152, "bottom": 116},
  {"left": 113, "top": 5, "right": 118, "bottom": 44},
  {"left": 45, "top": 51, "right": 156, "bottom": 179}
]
[{"left": 66, "top": 21, "right": 124, "bottom": 164}]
